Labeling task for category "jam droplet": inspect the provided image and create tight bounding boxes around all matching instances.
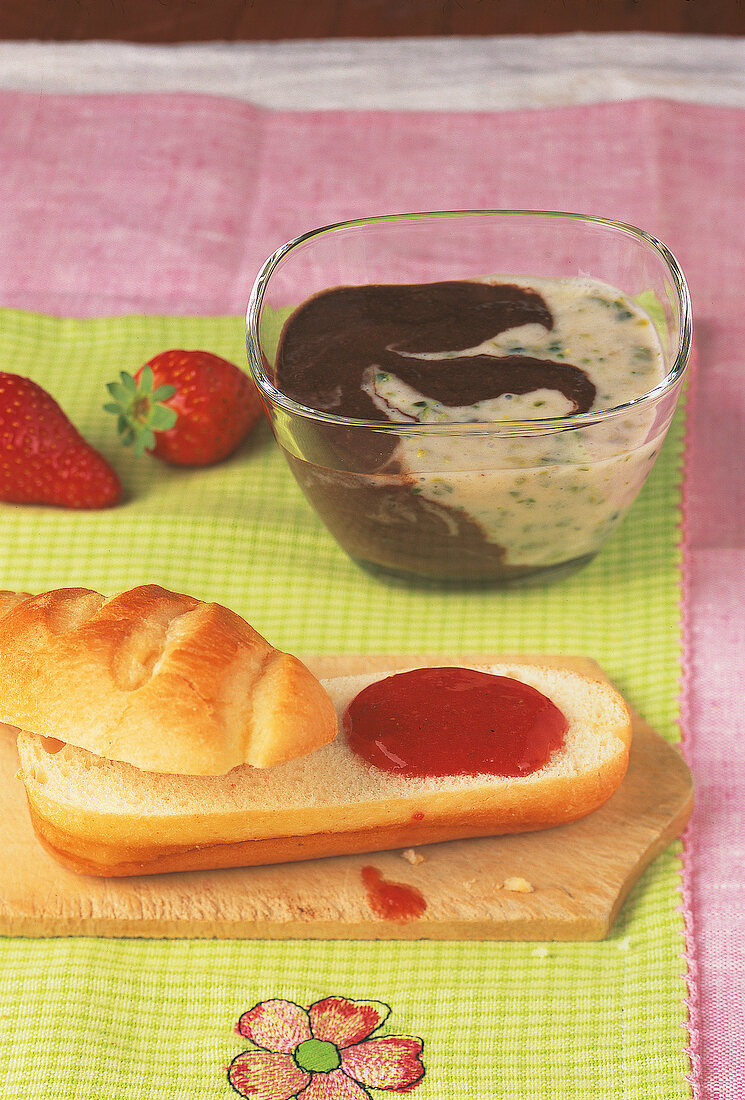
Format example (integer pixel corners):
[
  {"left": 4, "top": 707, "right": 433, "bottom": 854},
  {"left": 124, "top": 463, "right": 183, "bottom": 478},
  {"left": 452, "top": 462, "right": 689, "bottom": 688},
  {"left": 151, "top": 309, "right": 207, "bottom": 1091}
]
[
  {"left": 361, "top": 866, "right": 427, "bottom": 922},
  {"left": 344, "top": 667, "right": 567, "bottom": 778}
]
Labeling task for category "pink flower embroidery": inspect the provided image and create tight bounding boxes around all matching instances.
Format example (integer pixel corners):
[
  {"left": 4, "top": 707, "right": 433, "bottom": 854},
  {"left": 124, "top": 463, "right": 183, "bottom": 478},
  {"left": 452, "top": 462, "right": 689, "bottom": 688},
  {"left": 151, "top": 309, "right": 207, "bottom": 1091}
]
[{"left": 228, "top": 996, "right": 425, "bottom": 1100}]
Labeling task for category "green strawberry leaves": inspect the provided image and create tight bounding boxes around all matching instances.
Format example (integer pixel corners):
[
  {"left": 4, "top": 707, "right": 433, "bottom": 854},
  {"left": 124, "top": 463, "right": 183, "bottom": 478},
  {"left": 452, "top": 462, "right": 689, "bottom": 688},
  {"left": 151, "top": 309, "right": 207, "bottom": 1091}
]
[{"left": 104, "top": 366, "right": 178, "bottom": 456}]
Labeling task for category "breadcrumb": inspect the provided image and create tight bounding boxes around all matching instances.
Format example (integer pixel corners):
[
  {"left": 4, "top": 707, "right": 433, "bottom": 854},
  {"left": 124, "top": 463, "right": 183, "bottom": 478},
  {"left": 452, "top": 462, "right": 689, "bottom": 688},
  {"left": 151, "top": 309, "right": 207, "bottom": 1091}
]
[
  {"left": 401, "top": 848, "right": 426, "bottom": 865},
  {"left": 502, "top": 876, "right": 534, "bottom": 893}
]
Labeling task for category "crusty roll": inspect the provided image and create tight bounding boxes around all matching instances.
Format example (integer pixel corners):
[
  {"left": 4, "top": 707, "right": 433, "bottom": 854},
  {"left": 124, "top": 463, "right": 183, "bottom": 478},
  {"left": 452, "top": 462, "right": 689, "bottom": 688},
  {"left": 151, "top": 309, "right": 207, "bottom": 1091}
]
[
  {"left": 14, "top": 662, "right": 632, "bottom": 877},
  {"left": 0, "top": 585, "right": 337, "bottom": 774}
]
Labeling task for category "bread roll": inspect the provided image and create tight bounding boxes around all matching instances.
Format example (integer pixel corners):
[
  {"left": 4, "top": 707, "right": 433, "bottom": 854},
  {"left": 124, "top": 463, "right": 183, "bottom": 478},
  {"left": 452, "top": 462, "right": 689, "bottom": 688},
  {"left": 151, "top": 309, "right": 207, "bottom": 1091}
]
[
  {"left": 0, "top": 585, "right": 337, "bottom": 774},
  {"left": 14, "top": 662, "right": 632, "bottom": 877}
]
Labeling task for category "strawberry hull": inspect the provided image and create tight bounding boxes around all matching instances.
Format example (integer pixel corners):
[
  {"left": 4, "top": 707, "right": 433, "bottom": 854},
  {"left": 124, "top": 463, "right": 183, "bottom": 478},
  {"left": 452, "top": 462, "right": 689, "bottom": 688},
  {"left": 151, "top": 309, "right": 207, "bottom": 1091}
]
[{"left": 107, "top": 349, "right": 263, "bottom": 467}]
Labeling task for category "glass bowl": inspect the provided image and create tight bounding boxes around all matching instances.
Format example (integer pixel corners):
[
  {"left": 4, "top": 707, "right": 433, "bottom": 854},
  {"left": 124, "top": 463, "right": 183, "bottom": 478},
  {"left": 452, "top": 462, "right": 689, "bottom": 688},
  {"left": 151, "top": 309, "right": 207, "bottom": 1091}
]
[{"left": 246, "top": 210, "right": 691, "bottom": 586}]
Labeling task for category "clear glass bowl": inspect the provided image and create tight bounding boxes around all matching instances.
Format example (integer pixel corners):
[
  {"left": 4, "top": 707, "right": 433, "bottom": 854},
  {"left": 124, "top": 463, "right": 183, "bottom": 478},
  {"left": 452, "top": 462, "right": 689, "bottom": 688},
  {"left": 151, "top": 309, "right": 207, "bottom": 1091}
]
[{"left": 246, "top": 210, "right": 691, "bottom": 586}]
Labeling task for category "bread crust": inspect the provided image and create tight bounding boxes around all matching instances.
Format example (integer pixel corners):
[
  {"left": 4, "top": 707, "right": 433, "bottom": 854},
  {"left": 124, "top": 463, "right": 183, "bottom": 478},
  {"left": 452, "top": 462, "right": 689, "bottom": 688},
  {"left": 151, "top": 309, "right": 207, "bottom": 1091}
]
[
  {"left": 23, "top": 748, "right": 629, "bottom": 877},
  {"left": 0, "top": 585, "right": 337, "bottom": 774}
]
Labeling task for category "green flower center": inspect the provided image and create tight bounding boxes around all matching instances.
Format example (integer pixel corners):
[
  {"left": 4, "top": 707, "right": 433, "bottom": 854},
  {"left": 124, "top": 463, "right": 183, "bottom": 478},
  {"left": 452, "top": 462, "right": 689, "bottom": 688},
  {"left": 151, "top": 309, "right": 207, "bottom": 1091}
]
[{"left": 293, "top": 1038, "right": 342, "bottom": 1073}]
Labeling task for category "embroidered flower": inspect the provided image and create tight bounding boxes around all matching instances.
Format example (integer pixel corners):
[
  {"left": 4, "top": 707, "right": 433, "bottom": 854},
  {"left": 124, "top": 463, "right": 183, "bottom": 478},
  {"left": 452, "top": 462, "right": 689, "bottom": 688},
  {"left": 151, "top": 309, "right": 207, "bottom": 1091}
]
[{"left": 228, "top": 996, "right": 425, "bottom": 1099}]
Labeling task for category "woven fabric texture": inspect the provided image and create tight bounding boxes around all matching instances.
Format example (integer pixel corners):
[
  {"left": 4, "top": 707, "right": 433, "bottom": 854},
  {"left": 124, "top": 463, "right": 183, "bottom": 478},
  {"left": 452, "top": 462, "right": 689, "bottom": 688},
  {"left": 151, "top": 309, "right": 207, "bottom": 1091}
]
[{"left": 0, "top": 308, "right": 688, "bottom": 1099}]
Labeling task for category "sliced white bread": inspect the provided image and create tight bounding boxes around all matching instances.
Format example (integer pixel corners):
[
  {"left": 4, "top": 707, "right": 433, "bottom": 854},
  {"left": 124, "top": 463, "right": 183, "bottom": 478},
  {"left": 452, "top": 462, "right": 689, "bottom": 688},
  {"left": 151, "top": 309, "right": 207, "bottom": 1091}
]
[{"left": 15, "top": 662, "right": 632, "bottom": 877}]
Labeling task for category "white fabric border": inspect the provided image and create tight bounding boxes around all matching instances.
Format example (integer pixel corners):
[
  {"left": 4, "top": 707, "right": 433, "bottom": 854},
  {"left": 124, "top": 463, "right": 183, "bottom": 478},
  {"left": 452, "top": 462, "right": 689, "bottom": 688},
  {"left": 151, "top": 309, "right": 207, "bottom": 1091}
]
[{"left": 0, "top": 34, "right": 745, "bottom": 109}]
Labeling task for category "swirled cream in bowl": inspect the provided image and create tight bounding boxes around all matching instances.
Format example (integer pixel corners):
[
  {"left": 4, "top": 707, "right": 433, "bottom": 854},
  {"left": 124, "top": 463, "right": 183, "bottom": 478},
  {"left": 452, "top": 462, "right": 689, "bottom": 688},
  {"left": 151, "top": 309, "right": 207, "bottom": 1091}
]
[{"left": 247, "top": 211, "right": 691, "bottom": 585}]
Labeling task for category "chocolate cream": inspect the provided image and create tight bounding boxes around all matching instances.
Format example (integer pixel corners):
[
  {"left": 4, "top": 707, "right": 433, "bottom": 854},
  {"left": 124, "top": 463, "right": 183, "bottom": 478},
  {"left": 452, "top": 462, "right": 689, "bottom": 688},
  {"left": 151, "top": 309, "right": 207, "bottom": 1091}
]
[{"left": 272, "top": 278, "right": 663, "bottom": 582}]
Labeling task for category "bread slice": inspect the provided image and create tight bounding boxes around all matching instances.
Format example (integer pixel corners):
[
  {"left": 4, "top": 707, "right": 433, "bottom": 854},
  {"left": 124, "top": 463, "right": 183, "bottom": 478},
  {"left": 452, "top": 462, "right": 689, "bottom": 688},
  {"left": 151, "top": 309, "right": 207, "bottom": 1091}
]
[
  {"left": 15, "top": 662, "right": 632, "bottom": 877},
  {"left": 0, "top": 586, "right": 337, "bottom": 774}
]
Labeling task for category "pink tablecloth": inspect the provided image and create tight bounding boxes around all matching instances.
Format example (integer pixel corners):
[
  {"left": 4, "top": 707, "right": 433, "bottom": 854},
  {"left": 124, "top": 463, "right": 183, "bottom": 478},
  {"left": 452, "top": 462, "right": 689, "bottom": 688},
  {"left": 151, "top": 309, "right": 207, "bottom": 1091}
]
[{"left": 1, "top": 90, "right": 743, "bottom": 1097}]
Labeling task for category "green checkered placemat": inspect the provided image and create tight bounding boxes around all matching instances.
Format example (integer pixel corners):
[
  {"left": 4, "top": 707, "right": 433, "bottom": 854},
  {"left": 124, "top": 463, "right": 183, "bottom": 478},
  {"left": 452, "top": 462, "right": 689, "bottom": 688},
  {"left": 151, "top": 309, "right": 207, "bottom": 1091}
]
[{"left": 0, "top": 309, "right": 689, "bottom": 1099}]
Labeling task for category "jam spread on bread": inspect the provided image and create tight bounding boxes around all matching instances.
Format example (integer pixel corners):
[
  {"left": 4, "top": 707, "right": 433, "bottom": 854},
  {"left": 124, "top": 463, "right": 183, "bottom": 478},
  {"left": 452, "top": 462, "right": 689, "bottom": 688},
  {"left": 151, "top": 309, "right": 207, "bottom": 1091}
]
[{"left": 343, "top": 667, "right": 567, "bottom": 777}]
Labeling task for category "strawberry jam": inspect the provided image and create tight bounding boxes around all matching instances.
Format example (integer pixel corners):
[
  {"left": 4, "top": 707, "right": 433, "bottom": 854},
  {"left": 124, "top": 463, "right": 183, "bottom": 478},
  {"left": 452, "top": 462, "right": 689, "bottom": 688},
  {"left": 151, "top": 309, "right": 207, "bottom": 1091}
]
[
  {"left": 343, "top": 667, "right": 567, "bottom": 777},
  {"left": 361, "top": 866, "right": 427, "bottom": 922}
]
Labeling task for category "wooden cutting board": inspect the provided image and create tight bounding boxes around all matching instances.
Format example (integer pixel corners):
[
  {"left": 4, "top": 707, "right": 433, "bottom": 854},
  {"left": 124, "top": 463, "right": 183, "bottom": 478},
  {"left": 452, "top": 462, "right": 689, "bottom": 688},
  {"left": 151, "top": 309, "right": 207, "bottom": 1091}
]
[{"left": 0, "top": 655, "right": 693, "bottom": 941}]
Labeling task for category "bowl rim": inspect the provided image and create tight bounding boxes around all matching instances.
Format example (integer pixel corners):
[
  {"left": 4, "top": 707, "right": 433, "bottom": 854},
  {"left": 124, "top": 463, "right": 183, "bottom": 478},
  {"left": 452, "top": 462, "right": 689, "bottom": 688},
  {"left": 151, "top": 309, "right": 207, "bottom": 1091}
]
[{"left": 245, "top": 209, "right": 692, "bottom": 437}]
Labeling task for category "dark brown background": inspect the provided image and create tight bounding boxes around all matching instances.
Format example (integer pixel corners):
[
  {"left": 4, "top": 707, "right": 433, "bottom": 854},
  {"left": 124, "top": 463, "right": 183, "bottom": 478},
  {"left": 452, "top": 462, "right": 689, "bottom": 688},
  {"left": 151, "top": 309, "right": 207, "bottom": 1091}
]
[{"left": 1, "top": 0, "right": 744, "bottom": 42}]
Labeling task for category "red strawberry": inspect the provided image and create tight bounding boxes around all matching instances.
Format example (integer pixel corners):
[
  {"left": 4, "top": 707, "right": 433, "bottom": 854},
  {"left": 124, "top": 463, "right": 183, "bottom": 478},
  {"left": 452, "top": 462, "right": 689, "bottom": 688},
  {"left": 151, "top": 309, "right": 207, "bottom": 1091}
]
[
  {"left": 105, "top": 349, "right": 263, "bottom": 466},
  {"left": 0, "top": 372, "right": 122, "bottom": 509}
]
